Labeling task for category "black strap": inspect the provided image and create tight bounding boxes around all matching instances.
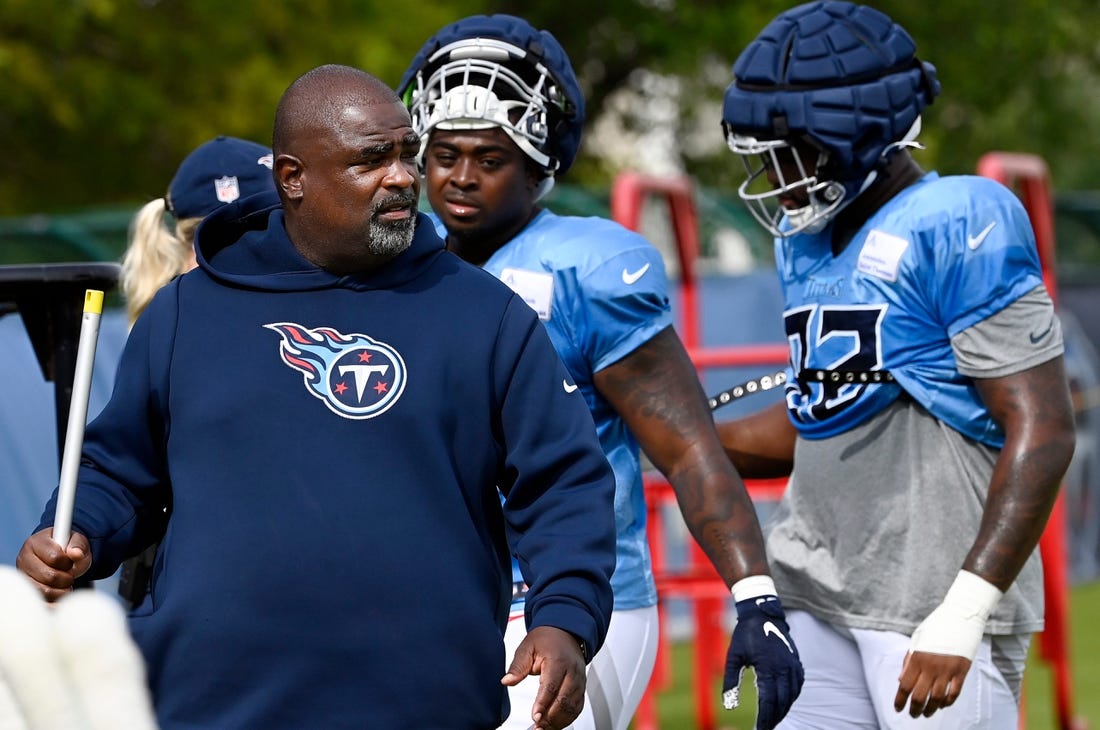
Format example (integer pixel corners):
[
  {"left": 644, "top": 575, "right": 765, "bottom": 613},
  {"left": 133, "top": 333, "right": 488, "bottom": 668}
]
[
  {"left": 708, "top": 368, "right": 896, "bottom": 412},
  {"left": 708, "top": 370, "right": 787, "bottom": 411},
  {"left": 798, "top": 369, "right": 895, "bottom": 385}
]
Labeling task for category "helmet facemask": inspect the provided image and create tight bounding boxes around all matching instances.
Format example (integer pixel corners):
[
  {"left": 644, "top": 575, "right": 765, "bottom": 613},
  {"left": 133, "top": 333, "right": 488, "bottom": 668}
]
[
  {"left": 725, "top": 131, "right": 847, "bottom": 238},
  {"left": 405, "top": 38, "right": 566, "bottom": 200},
  {"left": 724, "top": 115, "right": 925, "bottom": 239}
]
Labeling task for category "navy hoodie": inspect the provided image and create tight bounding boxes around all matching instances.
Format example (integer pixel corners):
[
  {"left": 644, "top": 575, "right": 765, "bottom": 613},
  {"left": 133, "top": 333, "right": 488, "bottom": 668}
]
[{"left": 39, "top": 191, "right": 616, "bottom": 729}]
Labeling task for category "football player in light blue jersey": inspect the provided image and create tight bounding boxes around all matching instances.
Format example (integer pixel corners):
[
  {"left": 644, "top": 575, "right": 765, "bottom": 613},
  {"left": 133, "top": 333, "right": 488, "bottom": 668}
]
[
  {"left": 400, "top": 14, "right": 803, "bottom": 730},
  {"left": 715, "top": 2, "right": 1076, "bottom": 728}
]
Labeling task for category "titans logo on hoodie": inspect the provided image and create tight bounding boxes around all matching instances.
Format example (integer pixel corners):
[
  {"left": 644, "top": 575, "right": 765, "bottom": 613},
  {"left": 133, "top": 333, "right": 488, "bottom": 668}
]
[{"left": 266, "top": 322, "right": 407, "bottom": 420}]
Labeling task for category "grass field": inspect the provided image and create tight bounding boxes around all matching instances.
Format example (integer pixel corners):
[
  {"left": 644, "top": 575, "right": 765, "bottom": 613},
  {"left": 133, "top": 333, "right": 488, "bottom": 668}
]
[{"left": 636, "top": 580, "right": 1100, "bottom": 729}]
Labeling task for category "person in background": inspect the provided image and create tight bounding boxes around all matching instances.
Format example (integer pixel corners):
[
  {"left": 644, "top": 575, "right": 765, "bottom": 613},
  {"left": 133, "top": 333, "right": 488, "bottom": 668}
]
[
  {"left": 399, "top": 15, "right": 803, "bottom": 730},
  {"left": 115, "top": 135, "right": 276, "bottom": 608},
  {"left": 119, "top": 135, "right": 274, "bottom": 325},
  {"left": 715, "top": 2, "right": 1076, "bottom": 726},
  {"left": 16, "top": 64, "right": 617, "bottom": 730}
]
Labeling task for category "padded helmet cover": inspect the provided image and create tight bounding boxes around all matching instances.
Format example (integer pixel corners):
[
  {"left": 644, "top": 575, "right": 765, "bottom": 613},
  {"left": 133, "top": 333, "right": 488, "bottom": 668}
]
[{"left": 722, "top": 1, "right": 940, "bottom": 183}]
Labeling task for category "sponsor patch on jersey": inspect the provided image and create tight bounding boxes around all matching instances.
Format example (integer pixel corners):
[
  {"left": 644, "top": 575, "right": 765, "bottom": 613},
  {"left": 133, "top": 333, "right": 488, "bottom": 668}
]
[
  {"left": 500, "top": 267, "right": 554, "bottom": 321},
  {"left": 265, "top": 322, "right": 407, "bottom": 420},
  {"left": 857, "top": 229, "right": 909, "bottom": 282}
]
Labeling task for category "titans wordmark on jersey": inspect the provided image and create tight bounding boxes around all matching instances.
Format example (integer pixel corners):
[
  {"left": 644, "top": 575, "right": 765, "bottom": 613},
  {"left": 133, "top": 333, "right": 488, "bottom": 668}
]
[{"left": 266, "top": 322, "right": 407, "bottom": 420}]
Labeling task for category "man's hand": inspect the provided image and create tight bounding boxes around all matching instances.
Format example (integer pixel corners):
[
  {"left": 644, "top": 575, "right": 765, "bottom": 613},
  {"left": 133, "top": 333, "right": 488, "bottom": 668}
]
[
  {"left": 501, "top": 625, "right": 587, "bottom": 730},
  {"left": 15, "top": 528, "right": 92, "bottom": 603},
  {"left": 894, "top": 651, "right": 971, "bottom": 718},
  {"left": 0, "top": 565, "right": 157, "bottom": 730},
  {"left": 895, "top": 570, "right": 1003, "bottom": 718},
  {"left": 723, "top": 591, "right": 803, "bottom": 730}
]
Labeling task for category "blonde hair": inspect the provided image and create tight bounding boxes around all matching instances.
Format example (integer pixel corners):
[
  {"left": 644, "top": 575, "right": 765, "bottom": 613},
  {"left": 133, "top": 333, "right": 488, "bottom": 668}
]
[{"left": 119, "top": 198, "right": 200, "bottom": 326}]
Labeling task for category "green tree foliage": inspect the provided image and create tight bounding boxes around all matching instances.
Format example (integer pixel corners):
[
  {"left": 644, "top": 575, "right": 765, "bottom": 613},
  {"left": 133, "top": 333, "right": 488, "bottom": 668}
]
[
  {"left": 512, "top": 0, "right": 1100, "bottom": 192},
  {"left": 0, "top": 0, "right": 483, "bottom": 214},
  {"left": 2, "top": 0, "right": 1098, "bottom": 216}
]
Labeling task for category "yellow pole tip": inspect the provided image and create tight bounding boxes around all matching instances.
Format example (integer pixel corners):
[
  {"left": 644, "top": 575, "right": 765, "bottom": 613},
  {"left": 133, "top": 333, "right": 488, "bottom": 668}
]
[{"left": 83, "top": 289, "right": 104, "bottom": 315}]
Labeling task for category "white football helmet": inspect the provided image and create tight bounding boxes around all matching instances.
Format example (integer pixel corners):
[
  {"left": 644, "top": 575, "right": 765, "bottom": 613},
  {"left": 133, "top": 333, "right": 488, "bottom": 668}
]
[
  {"left": 398, "top": 15, "right": 585, "bottom": 202},
  {"left": 413, "top": 39, "right": 560, "bottom": 169}
]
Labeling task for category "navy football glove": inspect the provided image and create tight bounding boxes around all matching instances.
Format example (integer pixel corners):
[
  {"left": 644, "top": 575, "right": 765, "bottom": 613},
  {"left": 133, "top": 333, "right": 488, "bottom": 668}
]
[{"left": 723, "top": 593, "right": 803, "bottom": 730}]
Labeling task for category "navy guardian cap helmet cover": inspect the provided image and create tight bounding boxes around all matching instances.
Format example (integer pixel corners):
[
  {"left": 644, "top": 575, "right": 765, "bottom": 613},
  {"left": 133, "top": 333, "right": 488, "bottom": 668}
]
[{"left": 721, "top": 1, "right": 940, "bottom": 236}]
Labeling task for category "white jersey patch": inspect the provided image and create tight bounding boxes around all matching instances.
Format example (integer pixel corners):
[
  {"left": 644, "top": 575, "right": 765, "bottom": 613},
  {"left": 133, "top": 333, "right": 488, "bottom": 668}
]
[
  {"left": 500, "top": 267, "right": 554, "bottom": 321},
  {"left": 857, "top": 229, "right": 909, "bottom": 282}
]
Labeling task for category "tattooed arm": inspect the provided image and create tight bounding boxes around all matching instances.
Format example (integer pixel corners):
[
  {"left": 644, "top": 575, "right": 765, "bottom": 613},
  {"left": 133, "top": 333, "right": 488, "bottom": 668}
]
[
  {"left": 592, "top": 325, "right": 769, "bottom": 585},
  {"left": 595, "top": 325, "right": 804, "bottom": 726}
]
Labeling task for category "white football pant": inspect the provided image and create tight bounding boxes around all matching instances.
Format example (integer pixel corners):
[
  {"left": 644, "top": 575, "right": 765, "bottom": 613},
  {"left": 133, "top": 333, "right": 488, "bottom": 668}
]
[{"left": 499, "top": 605, "right": 659, "bottom": 730}]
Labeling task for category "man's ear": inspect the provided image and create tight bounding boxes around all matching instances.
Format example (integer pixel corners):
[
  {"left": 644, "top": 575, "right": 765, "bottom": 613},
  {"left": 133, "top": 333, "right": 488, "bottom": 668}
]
[{"left": 275, "top": 154, "right": 304, "bottom": 201}]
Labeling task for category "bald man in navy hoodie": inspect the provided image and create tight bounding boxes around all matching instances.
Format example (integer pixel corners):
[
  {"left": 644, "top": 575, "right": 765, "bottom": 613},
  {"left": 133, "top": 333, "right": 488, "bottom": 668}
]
[{"left": 17, "top": 64, "right": 616, "bottom": 730}]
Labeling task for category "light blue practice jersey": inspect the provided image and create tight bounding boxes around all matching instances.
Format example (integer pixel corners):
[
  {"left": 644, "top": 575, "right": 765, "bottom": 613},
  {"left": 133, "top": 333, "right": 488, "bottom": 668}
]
[
  {"left": 433, "top": 209, "right": 671, "bottom": 609},
  {"left": 778, "top": 172, "right": 1045, "bottom": 446}
]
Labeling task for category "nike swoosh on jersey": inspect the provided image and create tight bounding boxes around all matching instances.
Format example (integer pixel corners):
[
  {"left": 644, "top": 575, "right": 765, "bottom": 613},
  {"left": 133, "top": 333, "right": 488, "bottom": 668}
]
[
  {"left": 763, "top": 621, "right": 794, "bottom": 653},
  {"left": 621, "top": 263, "right": 651, "bottom": 285},
  {"left": 967, "top": 221, "right": 997, "bottom": 250},
  {"left": 563, "top": 379, "right": 579, "bottom": 393}
]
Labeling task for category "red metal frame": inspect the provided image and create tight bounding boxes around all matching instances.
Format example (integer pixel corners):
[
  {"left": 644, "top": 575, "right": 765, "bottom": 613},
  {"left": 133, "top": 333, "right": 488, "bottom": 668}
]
[
  {"left": 612, "top": 172, "right": 788, "bottom": 730},
  {"left": 610, "top": 173, "right": 702, "bottom": 348},
  {"left": 612, "top": 162, "right": 1078, "bottom": 729}
]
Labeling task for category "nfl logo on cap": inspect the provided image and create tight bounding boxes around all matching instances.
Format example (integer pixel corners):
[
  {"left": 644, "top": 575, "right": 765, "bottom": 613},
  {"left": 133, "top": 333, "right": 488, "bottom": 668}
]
[
  {"left": 214, "top": 175, "right": 241, "bottom": 204},
  {"left": 168, "top": 136, "right": 276, "bottom": 219}
]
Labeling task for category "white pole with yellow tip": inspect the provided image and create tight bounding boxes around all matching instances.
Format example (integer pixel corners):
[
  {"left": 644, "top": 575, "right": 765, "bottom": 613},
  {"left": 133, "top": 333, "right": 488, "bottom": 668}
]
[{"left": 52, "top": 289, "right": 104, "bottom": 550}]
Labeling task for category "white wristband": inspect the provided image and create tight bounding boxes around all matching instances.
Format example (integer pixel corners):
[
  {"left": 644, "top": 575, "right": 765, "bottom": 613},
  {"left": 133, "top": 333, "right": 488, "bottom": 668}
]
[
  {"left": 909, "top": 570, "right": 1003, "bottom": 661},
  {"left": 731, "top": 575, "right": 777, "bottom": 602}
]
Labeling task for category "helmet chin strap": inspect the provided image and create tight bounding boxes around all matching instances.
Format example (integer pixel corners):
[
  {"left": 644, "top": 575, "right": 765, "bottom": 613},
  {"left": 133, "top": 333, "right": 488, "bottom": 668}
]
[
  {"left": 784, "top": 177, "right": 853, "bottom": 235},
  {"left": 882, "top": 116, "right": 925, "bottom": 157},
  {"left": 786, "top": 203, "right": 829, "bottom": 234},
  {"left": 533, "top": 176, "right": 555, "bottom": 202},
  {"left": 788, "top": 170, "right": 876, "bottom": 235}
]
